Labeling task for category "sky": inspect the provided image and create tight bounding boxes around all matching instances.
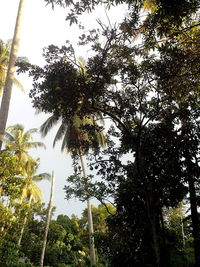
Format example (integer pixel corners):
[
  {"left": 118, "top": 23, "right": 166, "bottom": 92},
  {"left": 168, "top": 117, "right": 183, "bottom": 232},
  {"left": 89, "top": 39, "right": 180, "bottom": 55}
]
[{"left": 0, "top": 0, "right": 126, "bottom": 218}]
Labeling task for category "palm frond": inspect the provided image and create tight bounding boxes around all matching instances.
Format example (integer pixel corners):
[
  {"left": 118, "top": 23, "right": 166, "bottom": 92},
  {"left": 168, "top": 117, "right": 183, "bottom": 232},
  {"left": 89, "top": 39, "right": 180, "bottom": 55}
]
[
  {"left": 23, "top": 157, "right": 39, "bottom": 176},
  {"left": 33, "top": 172, "right": 51, "bottom": 182},
  {"left": 40, "top": 114, "right": 59, "bottom": 137},
  {"left": 20, "top": 186, "right": 29, "bottom": 201},
  {"left": 20, "top": 182, "right": 43, "bottom": 202},
  {"left": 53, "top": 122, "right": 68, "bottom": 148},
  {"left": 25, "top": 128, "right": 38, "bottom": 135},
  {"left": 29, "top": 183, "right": 43, "bottom": 201},
  {"left": 95, "top": 131, "right": 107, "bottom": 148},
  {"left": 6, "top": 124, "right": 24, "bottom": 133},
  {"left": 26, "top": 141, "right": 46, "bottom": 149},
  {"left": 13, "top": 77, "right": 25, "bottom": 92},
  {"left": 61, "top": 129, "right": 70, "bottom": 151},
  {"left": 4, "top": 132, "right": 16, "bottom": 142}
]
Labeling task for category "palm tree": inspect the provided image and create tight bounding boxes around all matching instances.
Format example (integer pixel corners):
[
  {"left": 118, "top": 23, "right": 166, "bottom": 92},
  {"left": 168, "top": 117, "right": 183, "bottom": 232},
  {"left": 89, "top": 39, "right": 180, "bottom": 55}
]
[
  {"left": 0, "top": 40, "right": 24, "bottom": 96},
  {"left": 40, "top": 112, "right": 106, "bottom": 266},
  {"left": 0, "top": 0, "right": 27, "bottom": 150},
  {"left": 4, "top": 124, "right": 46, "bottom": 162},
  {"left": 18, "top": 158, "right": 51, "bottom": 247},
  {"left": 0, "top": 123, "right": 45, "bottom": 200}
]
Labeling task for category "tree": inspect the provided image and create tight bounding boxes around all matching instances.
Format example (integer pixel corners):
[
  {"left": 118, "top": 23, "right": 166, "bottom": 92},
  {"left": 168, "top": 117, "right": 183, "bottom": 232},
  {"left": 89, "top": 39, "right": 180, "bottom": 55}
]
[
  {"left": 0, "top": 0, "right": 27, "bottom": 149},
  {"left": 2, "top": 123, "right": 48, "bottom": 248},
  {"left": 17, "top": 158, "right": 51, "bottom": 247},
  {"left": 18, "top": 1, "right": 199, "bottom": 265},
  {"left": 4, "top": 124, "right": 45, "bottom": 163},
  {"left": 0, "top": 151, "right": 24, "bottom": 267},
  {"left": 19, "top": 208, "right": 87, "bottom": 266},
  {"left": 0, "top": 150, "right": 24, "bottom": 231},
  {"left": 40, "top": 111, "right": 106, "bottom": 266}
]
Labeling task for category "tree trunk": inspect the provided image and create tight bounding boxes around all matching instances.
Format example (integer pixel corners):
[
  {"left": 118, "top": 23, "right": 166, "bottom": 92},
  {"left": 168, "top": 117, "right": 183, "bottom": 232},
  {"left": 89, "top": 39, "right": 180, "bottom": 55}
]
[
  {"left": 145, "top": 187, "right": 160, "bottom": 267},
  {"left": 188, "top": 177, "right": 200, "bottom": 267},
  {"left": 18, "top": 194, "right": 33, "bottom": 247},
  {"left": 79, "top": 152, "right": 96, "bottom": 266},
  {"left": 183, "top": 139, "right": 200, "bottom": 266},
  {"left": 0, "top": 0, "right": 27, "bottom": 150},
  {"left": 39, "top": 171, "right": 55, "bottom": 267},
  {"left": 136, "top": 142, "right": 161, "bottom": 267}
]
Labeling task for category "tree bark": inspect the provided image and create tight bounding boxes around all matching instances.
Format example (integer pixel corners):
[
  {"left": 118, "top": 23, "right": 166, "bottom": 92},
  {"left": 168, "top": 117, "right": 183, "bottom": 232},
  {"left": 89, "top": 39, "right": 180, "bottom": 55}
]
[
  {"left": 0, "top": 0, "right": 27, "bottom": 150},
  {"left": 79, "top": 152, "right": 96, "bottom": 266},
  {"left": 39, "top": 171, "right": 55, "bottom": 267}
]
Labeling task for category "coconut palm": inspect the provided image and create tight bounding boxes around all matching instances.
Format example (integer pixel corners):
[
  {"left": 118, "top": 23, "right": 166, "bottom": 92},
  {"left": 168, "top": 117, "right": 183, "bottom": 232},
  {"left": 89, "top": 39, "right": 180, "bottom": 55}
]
[
  {"left": 4, "top": 124, "right": 46, "bottom": 162},
  {"left": 40, "top": 112, "right": 106, "bottom": 266},
  {"left": 20, "top": 158, "right": 50, "bottom": 202},
  {"left": 18, "top": 158, "right": 51, "bottom": 247},
  {"left": 0, "top": 0, "right": 27, "bottom": 150},
  {"left": 0, "top": 124, "right": 45, "bottom": 200},
  {"left": 0, "top": 40, "right": 24, "bottom": 96}
]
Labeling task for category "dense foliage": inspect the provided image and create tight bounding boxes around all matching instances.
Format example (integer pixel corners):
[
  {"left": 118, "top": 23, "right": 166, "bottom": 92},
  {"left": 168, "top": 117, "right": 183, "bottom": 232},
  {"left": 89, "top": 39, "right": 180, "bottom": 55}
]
[{"left": 1, "top": 0, "right": 199, "bottom": 266}]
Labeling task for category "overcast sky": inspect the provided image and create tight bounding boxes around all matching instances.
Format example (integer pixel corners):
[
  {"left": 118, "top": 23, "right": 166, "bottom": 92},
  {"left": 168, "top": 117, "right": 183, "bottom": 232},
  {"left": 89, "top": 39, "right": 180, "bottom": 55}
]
[{"left": 0, "top": 0, "right": 126, "bottom": 218}]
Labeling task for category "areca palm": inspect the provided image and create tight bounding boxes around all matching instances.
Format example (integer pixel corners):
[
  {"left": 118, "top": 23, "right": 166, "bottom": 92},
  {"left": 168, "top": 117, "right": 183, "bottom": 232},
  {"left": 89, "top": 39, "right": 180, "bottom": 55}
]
[{"left": 40, "top": 112, "right": 106, "bottom": 266}]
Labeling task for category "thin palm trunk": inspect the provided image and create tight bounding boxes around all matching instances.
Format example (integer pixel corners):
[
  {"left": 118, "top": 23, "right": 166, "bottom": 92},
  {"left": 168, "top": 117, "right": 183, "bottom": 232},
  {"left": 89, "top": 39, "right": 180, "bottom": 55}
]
[
  {"left": 0, "top": 0, "right": 27, "bottom": 149},
  {"left": 79, "top": 152, "right": 96, "bottom": 266},
  {"left": 181, "top": 215, "right": 185, "bottom": 248},
  {"left": 40, "top": 172, "right": 55, "bottom": 267},
  {"left": 18, "top": 194, "right": 33, "bottom": 247}
]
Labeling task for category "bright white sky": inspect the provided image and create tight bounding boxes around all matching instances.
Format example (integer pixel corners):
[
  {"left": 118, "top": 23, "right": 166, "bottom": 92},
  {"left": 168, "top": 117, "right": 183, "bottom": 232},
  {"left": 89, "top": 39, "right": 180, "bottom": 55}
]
[{"left": 0, "top": 0, "right": 126, "bottom": 217}]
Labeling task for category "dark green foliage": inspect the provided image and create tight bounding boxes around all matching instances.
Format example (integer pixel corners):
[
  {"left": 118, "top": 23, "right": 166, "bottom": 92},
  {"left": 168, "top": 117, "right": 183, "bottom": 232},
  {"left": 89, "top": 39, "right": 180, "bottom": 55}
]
[
  {"left": 19, "top": 210, "right": 86, "bottom": 266},
  {"left": 16, "top": 0, "right": 200, "bottom": 265}
]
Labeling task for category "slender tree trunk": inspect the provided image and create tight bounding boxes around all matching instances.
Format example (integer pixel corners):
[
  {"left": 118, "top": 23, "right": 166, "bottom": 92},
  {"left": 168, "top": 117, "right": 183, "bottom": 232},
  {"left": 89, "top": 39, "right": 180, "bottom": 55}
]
[
  {"left": 18, "top": 194, "right": 33, "bottom": 247},
  {"left": 39, "top": 171, "right": 55, "bottom": 267},
  {"left": 181, "top": 215, "right": 185, "bottom": 248},
  {"left": 79, "top": 152, "right": 96, "bottom": 266},
  {"left": 188, "top": 177, "right": 200, "bottom": 267},
  {"left": 0, "top": 0, "right": 27, "bottom": 150}
]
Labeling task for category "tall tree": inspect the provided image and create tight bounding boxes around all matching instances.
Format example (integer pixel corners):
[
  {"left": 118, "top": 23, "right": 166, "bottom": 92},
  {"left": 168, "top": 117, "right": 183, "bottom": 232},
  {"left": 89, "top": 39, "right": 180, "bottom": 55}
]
[
  {"left": 0, "top": 0, "right": 27, "bottom": 149},
  {"left": 18, "top": 1, "right": 199, "bottom": 265},
  {"left": 40, "top": 112, "right": 106, "bottom": 266}
]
